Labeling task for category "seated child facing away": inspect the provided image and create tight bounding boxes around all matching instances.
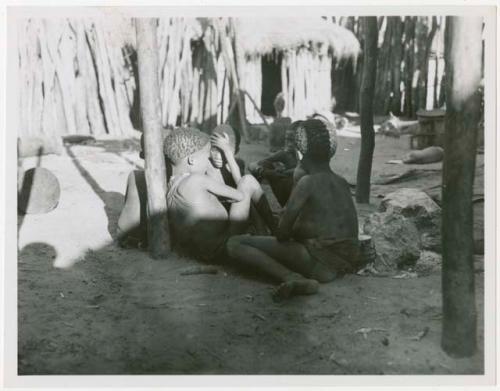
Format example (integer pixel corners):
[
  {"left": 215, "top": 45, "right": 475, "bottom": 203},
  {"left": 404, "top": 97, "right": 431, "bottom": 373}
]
[
  {"left": 116, "top": 131, "right": 170, "bottom": 249},
  {"left": 164, "top": 127, "right": 277, "bottom": 264},
  {"left": 226, "top": 119, "right": 361, "bottom": 300},
  {"left": 249, "top": 120, "right": 303, "bottom": 206}
]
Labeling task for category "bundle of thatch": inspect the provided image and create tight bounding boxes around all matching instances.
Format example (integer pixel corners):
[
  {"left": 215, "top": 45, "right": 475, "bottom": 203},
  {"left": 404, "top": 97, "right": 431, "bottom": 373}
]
[{"left": 235, "top": 17, "right": 360, "bottom": 59}]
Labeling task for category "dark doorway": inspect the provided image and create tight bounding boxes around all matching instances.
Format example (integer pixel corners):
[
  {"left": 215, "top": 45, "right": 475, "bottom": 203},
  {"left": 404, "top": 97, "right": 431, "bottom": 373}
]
[{"left": 261, "top": 52, "right": 283, "bottom": 116}]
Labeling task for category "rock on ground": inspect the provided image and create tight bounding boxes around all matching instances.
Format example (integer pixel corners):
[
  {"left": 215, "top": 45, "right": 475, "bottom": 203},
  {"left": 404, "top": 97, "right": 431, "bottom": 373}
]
[
  {"left": 414, "top": 251, "right": 442, "bottom": 276},
  {"left": 379, "top": 188, "right": 442, "bottom": 252},
  {"left": 363, "top": 212, "right": 421, "bottom": 270}
]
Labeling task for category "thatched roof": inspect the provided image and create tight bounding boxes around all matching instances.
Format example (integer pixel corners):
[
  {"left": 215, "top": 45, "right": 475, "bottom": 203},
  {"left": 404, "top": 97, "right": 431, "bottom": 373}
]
[{"left": 234, "top": 18, "right": 360, "bottom": 59}]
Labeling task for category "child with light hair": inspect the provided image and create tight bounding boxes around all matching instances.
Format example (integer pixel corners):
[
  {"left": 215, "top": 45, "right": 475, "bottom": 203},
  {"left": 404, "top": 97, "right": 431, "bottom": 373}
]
[
  {"left": 227, "top": 119, "right": 361, "bottom": 300},
  {"left": 164, "top": 127, "right": 276, "bottom": 263}
]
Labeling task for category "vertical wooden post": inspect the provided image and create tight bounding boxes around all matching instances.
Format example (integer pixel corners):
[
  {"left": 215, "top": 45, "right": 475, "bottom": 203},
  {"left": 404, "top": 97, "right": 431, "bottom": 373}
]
[
  {"left": 403, "top": 16, "right": 416, "bottom": 117},
  {"left": 135, "top": 18, "right": 170, "bottom": 258},
  {"left": 390, "top": 17, "right": 404, "bottom": 115},
  {"left": 441, "top": 16, "right": 482, "bottom": 358},
  {"left": 355, "top": 17, "right": 378, "bottom": 204}
]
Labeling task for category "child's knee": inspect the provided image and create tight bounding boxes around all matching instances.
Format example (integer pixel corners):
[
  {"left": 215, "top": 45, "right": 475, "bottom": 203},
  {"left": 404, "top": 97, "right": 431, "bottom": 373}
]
[
  {"left": 238, "top": 174, "right": 259, "bottom": 192},
  {"left": 248, "top": 162, "right": 260, "bottom": 174},
  {"left": 226, "top": 236, "right": 244, "bottom": 258}
]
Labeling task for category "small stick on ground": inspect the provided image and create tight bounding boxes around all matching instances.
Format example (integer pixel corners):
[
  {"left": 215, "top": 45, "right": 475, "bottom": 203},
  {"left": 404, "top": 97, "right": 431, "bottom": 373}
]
[{"left": 180, "top": 265, "right": 218, "bottom": 276}]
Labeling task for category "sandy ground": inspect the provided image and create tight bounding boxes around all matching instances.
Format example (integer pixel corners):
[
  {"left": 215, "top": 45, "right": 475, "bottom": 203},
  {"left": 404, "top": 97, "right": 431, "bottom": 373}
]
[{"left": 17, "top": 132, "right": 484, "bottom": 375}]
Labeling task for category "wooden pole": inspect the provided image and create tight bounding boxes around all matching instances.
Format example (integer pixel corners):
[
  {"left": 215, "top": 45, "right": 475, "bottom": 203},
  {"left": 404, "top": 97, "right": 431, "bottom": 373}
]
[
  {"left": 391, "top": 17, "right": 404, "bottom": 115},
  {"left": 135, "top": 18, "right": 170, "bottom": 258},
  {"left": 403, "top": 16, "right": 416, "bottom": 117},
  {"left": 441, "top": 16, "right": 482, "bottom": 358},
  {"left": 355, "top": 17, "right": 378, "bottom": 204},
  {"left": 242, "top": 90, "right": 272, "bottom": 133},
  {"left": 216, "top": 19, "right": 249, "bottom": 142}
]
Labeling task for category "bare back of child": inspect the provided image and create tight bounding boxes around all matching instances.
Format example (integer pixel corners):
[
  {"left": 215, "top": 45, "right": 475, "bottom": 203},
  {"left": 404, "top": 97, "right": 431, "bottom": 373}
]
[
  {"left": 164, "top": 127, "right": 276, "bottom": 264},
  {"left": 227, "top": 119, "right": 360, "bottom": 300}
]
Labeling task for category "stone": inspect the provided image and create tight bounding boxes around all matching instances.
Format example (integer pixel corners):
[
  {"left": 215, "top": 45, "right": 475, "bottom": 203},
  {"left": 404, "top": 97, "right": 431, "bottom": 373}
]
[
  {"left": 18, "top": 167, "right": 61, "bottom": 215},
  {"left": 414, "top": 251, "right": 442, "bottom": 276},
  {"left": 380, "top": 188, "right": 442, "bottom": 252},
  {"left": 363, "top": 212, "right": 421, "bottom": 270},
  {"left": 403, "top": 146, "right": 444, "bottom": 164}
]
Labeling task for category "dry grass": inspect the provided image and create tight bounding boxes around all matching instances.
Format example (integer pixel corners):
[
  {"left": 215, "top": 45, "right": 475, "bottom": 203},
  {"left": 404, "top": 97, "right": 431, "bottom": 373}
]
[{"left": 235, "top": 17, "right": 360, "bottom": 58}]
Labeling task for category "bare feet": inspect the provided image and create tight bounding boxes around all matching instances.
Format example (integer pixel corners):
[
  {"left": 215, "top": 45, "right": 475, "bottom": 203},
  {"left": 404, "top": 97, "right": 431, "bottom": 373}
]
[{"left": 272, "top": 274, "right": 320, "bottom": 301}]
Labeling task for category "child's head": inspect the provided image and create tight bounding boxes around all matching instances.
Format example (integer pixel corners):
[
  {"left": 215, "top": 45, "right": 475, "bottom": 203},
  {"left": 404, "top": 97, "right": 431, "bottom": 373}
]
[
  {"left": 163, "top": 127, "right": 211, "bottom": 173},
  {"left": 210, "top": 124, "right": 239, "bottom": 169},
  {"left": 284, "top": 120, "right": 303, "bottom": 152},
  {"left": 273, "top": 92, "right": 285, "bottom": 116},
  {"left": 295, "top": 119, "right": 337, "bottom": 163}
]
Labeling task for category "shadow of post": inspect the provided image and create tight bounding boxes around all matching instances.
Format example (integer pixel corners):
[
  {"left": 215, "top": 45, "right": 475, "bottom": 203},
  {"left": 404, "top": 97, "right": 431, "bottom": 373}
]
[{"left": 65, "top": 145, "right": 123, "bottom": 239}]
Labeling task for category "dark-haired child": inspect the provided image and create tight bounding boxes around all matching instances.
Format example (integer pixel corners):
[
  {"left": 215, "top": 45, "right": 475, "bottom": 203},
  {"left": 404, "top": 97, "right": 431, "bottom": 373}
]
[
  {"left": 249, "top": 121, "right": 303, "bottom": 206},
  {"left": 165, "top": 127, "right": 276, "bottom": 264},
  {"left": 226, "top": 119, "right": 361, "bottom": 299}
]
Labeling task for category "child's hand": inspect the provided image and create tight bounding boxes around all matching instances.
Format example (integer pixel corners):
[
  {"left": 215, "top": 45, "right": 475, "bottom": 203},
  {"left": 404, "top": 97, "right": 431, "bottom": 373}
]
[{"left": 211, "top": 132, "right": 233, "bottom": 156}]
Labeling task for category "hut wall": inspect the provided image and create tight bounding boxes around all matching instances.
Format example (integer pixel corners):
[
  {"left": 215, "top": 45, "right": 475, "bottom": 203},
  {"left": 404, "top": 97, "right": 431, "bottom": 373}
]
[
  {"left": 242, "top": 55, "right": 262, "bottom": 124},
  {"left": 18, "top": 18, "right": 135, "bottom": 139},
  {"left": 281, "top": 48, "right": 332, "bottom": 121}
]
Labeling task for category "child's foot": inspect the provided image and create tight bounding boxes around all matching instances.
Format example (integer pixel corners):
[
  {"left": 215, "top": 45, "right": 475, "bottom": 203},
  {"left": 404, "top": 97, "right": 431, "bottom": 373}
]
[{"left": 272, "top": 275, "right": 319, "bottom": 301}]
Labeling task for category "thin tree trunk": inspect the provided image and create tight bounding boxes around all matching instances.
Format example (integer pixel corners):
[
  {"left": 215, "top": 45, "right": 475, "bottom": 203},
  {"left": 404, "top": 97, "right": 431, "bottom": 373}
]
[
  {"left": 136, "top": 18, "right": 170, "bottom": 259},
  {"left": 441, "top": 16, "right": 482, "bottom": 358},
  {"left": 403, "top": 16, "right": 416, "bottom": 117},
  {"left": 413, "top": 17, "right": 429, "bottom": 114},
  {"left": 421, "top": 16, "right": 438, "bottom": 110},
  {"left": 216, "top": 20, "right": 248, "bottom": 142},
  {"left": 375, "top": 17, "right": 393, "bottom": 114},
  {"left": 356, "top": 17, "right": 378, "bottom": 204},
  {"left": 232, "top": 21, "right": 249, "bottom": 142},
  {"left": 390, "top": 17, "right": 404, "bottom": 115}
]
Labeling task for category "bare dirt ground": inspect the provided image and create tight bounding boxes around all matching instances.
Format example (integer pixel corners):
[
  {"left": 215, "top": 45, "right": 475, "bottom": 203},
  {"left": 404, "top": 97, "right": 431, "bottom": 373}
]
[{"left": 17, "top": 130, "right": 484, "bottom": 375}]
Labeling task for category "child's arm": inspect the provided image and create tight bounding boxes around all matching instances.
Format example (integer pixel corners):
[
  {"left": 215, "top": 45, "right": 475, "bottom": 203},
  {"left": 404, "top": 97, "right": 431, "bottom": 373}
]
[
  {"left": 211, "top": 133, "right": 243, "bottom": 184},
  {"left": 205, "top": 163, "right": 225, "bottom": 184},
  {"left": 201, "top": 174, "right": 245, "bottom": 202},
  {"left": 276, "top": 176, "right": 311, "bottom": 241}
]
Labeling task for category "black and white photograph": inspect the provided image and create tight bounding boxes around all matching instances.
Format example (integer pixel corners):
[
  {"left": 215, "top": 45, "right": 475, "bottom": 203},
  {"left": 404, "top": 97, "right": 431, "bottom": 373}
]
[{"left": 2, "top": 3, "right": 497, "bottom": 388}]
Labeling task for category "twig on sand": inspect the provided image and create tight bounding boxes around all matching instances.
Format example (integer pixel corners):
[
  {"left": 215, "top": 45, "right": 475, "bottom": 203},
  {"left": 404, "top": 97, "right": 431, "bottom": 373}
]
[
  {"left": 180, "top": 265, "right": 218, "bottom": 276},
  {"left": 248, "top": 311, "right": 266, "bottom": 321},
  {"left": 409, "top": 326, "right": 430, "bottom": 341},
  {"left": 355, "top": 327, "right": 388, "bottom": 339},
  {"left": 439, "top": 363, "right": 451, "bottom": 371}
]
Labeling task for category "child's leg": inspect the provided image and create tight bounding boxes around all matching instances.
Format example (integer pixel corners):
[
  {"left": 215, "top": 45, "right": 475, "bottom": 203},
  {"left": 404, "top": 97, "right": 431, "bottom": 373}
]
[
  {"left": 117, "top": 170, "right": 148, "bottom": 247},
  {"left": 226, "top": 235, "right": 320, "bottom": 298},
  {"left": 240, "top": 175, "right": 277, "bottom": 233},
  {"left": 228, "top": 175, "right": 277, "bottom": 235},
  {"left": 268, "top": 176, "right": 293, "bottom": 207}
]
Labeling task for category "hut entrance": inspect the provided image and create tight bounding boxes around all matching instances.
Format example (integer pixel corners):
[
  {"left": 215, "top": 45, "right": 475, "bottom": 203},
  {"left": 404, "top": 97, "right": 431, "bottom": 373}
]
[{"left": 260, "top": 53, "right": 283, "bottom": 116}]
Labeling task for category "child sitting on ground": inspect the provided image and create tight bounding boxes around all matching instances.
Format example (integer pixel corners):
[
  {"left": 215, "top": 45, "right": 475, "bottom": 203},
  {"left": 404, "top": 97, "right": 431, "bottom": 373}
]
[
  {"left": 226, "top": 119, "right": 361, "bottom": 300},
  {"left": 164, "top": 127, "right": 277, "bottom": 264},
  {"left": 248, "top": 120, "right": 303, "bottom": 207},
  {"left": 116, "top": 131, "right": 170, "bottom": 249}
]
